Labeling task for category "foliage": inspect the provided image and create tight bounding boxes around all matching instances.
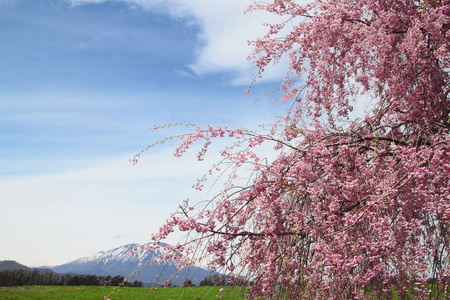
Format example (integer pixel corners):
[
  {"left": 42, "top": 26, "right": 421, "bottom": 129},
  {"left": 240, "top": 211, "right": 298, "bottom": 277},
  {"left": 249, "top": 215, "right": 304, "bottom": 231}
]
[
  {"left": 200, "top": 274, "right": 228, "bottom": 286},
  {"left": 0, "top": 269, "right": 143, "bottom": 287},
  {"left": 136, "top": 0, "right": 450, "bottom": 299}
]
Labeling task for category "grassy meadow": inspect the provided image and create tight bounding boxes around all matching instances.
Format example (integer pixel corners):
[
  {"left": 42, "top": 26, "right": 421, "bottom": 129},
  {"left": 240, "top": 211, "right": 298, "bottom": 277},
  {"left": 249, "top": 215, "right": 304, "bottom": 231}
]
[
  {"left": 2, "top": 284, "right": 449, "bottom": 299},
  {"left": 0, "top": 285, "right": 247, "bottom": 300}
]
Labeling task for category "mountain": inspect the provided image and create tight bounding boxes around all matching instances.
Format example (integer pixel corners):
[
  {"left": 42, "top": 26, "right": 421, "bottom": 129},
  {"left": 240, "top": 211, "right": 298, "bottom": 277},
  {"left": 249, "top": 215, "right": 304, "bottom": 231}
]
[
  {"left": 0, "top": 260, "right": 32, "bottom": 271},
  {"left": 47, "top": 243, "right": 215, "bottom": 286}
]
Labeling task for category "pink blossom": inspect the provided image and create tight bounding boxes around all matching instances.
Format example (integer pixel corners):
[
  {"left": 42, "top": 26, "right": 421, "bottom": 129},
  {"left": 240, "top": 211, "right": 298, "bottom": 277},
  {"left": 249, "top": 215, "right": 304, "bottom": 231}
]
[{"left": 134, "top": 0, "right": 450, "bottom": 298}]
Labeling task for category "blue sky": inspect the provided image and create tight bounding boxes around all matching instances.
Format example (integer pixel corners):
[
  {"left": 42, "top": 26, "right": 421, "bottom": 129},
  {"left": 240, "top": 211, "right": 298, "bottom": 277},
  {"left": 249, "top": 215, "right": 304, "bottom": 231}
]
[{"left": 0, "top": 0, "right": 294, "bottom": 266}]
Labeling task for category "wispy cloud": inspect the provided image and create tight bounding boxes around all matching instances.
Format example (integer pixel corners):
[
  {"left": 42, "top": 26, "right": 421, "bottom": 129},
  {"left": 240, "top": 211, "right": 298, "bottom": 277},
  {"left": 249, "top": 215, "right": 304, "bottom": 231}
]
[
  {"left": 66, "top": 0, "right": 298, "bottom": 85},
  {"left": 0, "top": 0, "right": 298, "bottom": 267},
  {"left": 1, "top": 124, "right": 283, "bottom": 266},
  {"left": 0, "top": 147, "right": 212, "bottom": 265}
]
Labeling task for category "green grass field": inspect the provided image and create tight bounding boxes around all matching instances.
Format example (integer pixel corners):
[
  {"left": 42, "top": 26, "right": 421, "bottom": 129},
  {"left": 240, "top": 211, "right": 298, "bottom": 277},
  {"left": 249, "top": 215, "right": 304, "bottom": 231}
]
[
  {"left": 0, "top": 286, "right": 247, "bottom": 300},
  {"left": 2, "top": 284, "right": 448, "bottom": 299}
]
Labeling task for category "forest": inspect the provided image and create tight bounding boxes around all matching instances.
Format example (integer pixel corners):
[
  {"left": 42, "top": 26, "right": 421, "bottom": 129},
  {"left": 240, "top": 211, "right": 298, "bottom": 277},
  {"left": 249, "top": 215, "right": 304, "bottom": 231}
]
[{"left": 0, "top": 269, "right": 143, "bottom": 287}]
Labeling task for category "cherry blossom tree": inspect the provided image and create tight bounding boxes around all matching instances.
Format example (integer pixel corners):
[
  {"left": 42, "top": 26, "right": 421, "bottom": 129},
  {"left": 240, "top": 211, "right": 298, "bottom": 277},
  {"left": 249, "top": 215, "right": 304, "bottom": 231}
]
[{"left": 136, "top": 0, "right": 450, "bottom": 299}]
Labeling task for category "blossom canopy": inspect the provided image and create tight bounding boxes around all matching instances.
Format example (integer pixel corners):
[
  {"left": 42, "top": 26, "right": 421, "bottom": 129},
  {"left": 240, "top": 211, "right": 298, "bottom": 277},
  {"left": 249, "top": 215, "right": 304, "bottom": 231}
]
[{"left": 142, "top": 0, "right": 450, "bottom": 299}]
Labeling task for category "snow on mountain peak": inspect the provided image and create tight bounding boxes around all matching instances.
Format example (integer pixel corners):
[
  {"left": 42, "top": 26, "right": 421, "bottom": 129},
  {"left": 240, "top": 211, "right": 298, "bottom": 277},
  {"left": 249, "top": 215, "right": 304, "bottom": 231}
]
[
  {"left": 76, "top": 243, "right": 160, "bottom": 264},
  {"left": 48, "top": 242, "right": 216, "bottom": 286}
]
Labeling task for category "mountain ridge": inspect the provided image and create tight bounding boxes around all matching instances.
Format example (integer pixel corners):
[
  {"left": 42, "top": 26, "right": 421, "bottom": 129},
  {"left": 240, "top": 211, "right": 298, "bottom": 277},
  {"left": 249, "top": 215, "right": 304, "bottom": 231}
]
[
  {"left": 0, "top": 260, "right": 32, "bottom": 272},
  {"left": 44, "top": 243, "right": 214, "bottom": 286}
]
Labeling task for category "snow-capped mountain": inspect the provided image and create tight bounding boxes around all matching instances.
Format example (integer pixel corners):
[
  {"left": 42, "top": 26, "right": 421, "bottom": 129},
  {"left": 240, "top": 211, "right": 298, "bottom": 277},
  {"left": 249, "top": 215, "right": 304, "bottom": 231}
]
[{"left": 48, "top": 243, "right": 214, "bottom": 286}]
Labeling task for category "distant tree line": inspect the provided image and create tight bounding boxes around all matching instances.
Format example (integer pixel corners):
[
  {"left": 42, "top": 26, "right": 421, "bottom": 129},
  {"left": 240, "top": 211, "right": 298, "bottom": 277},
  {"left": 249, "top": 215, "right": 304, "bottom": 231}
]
[
  {"left": 199, "top": 274, "right": 252, "bottom": 287},
  {"left": 0, "top": 269, "right": 143, "bottom": 287},
  {"left": 199, "top": 274, "right": 226, "bottom": 286}
]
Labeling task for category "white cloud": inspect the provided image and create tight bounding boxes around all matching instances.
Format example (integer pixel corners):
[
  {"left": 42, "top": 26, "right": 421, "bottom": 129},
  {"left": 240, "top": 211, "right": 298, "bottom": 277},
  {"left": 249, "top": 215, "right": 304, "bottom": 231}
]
[
  {"left": 67, "top": 0, "right": 300, "bottom": 85},
  {"left": 1, "top": 126, "right": 284, "bottom": 266},
  {"left": 0, "top": 0, "right": 313, "bottom": 267},
  {"left": 0, "top": 146, "right": 215, "bottom": 266}
]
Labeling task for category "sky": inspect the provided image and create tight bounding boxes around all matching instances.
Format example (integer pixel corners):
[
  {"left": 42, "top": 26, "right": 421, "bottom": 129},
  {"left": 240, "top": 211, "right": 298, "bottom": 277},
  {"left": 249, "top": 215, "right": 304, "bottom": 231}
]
[{"left": 0, "top": 0, "right": 297, "bottom": 267}]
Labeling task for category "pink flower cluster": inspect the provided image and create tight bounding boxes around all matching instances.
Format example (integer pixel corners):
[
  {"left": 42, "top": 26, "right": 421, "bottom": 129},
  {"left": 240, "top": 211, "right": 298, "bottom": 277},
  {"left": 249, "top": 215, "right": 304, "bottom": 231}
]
[{"left": 136, "top": 0, "right": 450, "bottom": 299}]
